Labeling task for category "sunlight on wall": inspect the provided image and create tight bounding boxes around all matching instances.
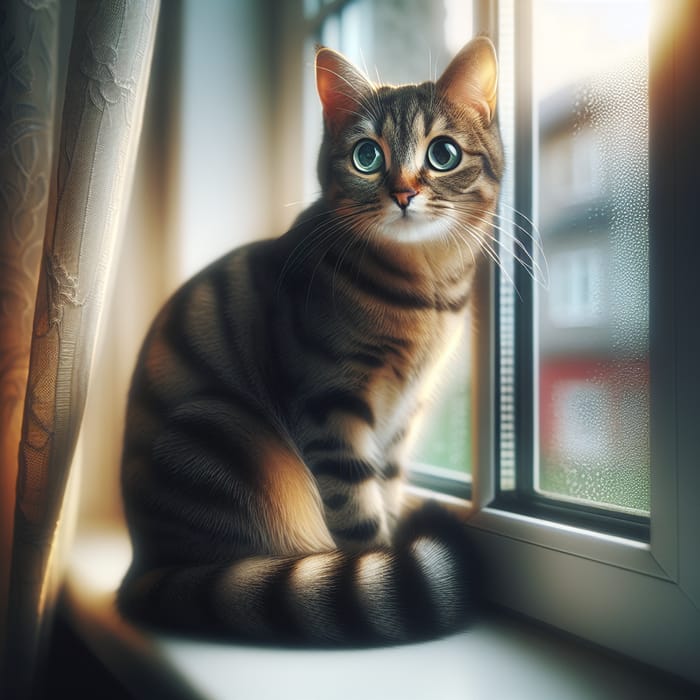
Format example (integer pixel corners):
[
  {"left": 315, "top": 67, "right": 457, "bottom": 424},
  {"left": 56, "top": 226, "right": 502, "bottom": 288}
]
[
  {"left": 443, "top": 0, "right": 474, "bottom": 54},
  {"left": 177, "top": 0, "right": 272, "bottom": 281}
]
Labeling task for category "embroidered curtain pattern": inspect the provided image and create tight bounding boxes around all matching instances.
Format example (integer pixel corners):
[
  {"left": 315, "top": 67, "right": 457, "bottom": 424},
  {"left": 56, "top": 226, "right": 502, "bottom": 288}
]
[
  {"left": 0, "top": 0, "right": 59, "bottom": 654},
  {"left": 0, "top": 1, "right": 160, "bottom": 696}
]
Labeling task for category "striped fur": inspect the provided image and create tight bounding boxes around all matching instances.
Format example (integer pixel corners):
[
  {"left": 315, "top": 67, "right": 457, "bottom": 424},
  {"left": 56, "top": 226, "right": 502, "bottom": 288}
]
[{"left": 119, "top": 38, "right": 502, "bottom": 644}]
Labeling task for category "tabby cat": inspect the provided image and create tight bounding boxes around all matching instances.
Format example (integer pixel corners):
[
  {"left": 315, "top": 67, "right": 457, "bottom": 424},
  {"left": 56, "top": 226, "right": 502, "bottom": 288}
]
[{"left": 118, "top": 36, "right": 503, "bottom": 645}]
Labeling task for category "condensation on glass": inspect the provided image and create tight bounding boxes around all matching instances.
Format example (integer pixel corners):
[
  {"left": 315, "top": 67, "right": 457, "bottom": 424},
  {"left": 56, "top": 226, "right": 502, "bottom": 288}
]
[
  {"left": 304, "top": 0, "right": 476, "bottom": 481},
  {"left": 532, "top": 0, "right": 650, "bottom": 515}
]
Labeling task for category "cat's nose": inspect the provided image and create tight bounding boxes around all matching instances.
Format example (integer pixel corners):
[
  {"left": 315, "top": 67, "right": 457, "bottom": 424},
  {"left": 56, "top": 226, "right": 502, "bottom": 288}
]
[{"left": 391, "top": 188, "right": 418, "bottom": 210}]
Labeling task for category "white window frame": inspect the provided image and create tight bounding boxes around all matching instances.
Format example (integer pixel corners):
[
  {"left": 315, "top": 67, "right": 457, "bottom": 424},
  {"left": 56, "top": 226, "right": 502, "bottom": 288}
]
[{"left": 464, "top": 0, "right": 700, "bottom": 685}]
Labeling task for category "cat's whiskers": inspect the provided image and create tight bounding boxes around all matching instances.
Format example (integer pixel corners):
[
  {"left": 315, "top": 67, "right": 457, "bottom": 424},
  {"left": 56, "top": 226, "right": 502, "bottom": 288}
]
[
  {"left": 330, "top": 214, "right": 376, "bottom": 311},
  {"left": 468, "top": 220, "right": 544, "bottom": 285},
  {"left": 475, "top": 218, "right": 547, "bottom": 290},
  {"left": 334, "top": 104, "right": 378, "bottom": 123},
  {"left": 499, "top": 201, "right": 541, "bottom": 240},
  {"left": 496, "top": 204, "right": 550, "bottom": 289},
  {"left": 277, "top": 215, "right": 344, "bottom": 298},
  {"left": 422, "top": 202, "right": 477, "bottom": 270},
  {"left": 428, "top": 48, "right": 436, "bottom": 84},
  {"left": 441, "top": 211, "right": 522, "bottom": 299},
  {"left": 276, "top": 201, "right": 372, "bottom": 294},
  {"left": 447, "top": 226, "right": 473, "bottom": 273},
  {"left": 471, "top": 232, "right": 522, "bottom": 300},
  {"left": 284, "top": 192, "right": 321, "bottom": 209},
  {"left": 476, "top": 226, "right": 526, "bottom": 294},
  {"left": 299, "top": 228, "right": 348, "bottom": 311},
  {"left": 442, "top": 215, "right": 481, "bottom": 274},
  {"left": 467, "top": 205, "right": 548, "bottom": 285},
  {"left": 359, "top": 49, "right": 371, "bottom": 85},
  {"left": 450, "top": 203, "right": 549, "bottom": 289},
  {"left": 427, "top": 80, "right": 438, "bottom": 119},
  {"left": 299, "top": 203, "right": 376, "bottom": 311}
]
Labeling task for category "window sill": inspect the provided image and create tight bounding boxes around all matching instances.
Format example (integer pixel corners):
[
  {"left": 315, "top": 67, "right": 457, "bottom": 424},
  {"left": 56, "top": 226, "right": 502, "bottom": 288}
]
[
  {"left": 60, "top": 527, "right": 696, "bottom": 700},
  {"left": 468, "top": 506, "right": 662, "bottom": 577}
]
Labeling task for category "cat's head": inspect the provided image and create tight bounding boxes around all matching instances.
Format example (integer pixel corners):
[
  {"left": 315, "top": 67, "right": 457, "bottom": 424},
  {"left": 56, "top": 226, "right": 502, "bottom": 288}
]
[{"left": 315, "top": 37, "right": 503, "bottom": 247}]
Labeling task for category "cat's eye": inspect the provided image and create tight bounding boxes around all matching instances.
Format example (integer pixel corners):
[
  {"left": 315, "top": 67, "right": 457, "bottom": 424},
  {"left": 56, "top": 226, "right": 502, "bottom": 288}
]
[
  {"left": 427, "top": 137, "right": 462, "bottom": 171},
  {"left": 352, "top": 139, "right": 384, "bottom": 174}
]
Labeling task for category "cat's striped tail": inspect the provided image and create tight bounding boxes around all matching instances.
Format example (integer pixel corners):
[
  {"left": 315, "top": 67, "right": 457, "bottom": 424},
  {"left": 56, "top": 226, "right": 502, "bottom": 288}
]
[{"left": 117, "top": 504, "right": 480, "bottom": 645}]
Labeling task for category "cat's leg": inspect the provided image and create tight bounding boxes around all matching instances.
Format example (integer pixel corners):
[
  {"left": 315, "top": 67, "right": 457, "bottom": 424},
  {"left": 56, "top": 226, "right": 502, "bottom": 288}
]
[
  {"left": 379, "top": 458, "right": 406, "bottom": 534},
  {"left": 123, "top": 395, "right": 335, "bottom": 567},
  {"left": 316, "top": 472, "right": 392, "bottom": 552},
  {"left": 302, "top": 424, "right": 393, "bottom": 552}
]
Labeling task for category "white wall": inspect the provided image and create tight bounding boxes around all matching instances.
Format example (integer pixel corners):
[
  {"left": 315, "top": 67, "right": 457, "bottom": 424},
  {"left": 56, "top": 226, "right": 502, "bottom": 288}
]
[{"left": 177, "top": 0, "right": 273, "bottom": 280}]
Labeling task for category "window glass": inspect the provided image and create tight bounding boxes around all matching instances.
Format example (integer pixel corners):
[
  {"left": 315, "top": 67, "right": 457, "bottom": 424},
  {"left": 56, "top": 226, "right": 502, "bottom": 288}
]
[
  {"left": 533, "top": 0, "right": 650, "bottom": 514},
  {"left": 497, "top": 0, "right": 650, "bottom": 517}
]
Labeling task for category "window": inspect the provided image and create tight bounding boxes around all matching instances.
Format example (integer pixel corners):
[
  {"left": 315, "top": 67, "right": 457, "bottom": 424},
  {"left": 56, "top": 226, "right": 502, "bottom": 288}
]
[
  {"left": 299, "top": 0, "right": 700, "bottom": 683},
  {"left": 494, "top": 0, "right": 651, "bottom": 534},
  {"left": 468, "top": 0, "right": 700, "bottom": 684}
]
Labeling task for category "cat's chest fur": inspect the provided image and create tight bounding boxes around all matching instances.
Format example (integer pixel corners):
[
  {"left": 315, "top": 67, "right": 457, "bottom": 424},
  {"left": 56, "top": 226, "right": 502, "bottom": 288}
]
[
  {"left": 272, "top": 231, "right": 471, "bottom": 460},
  {"left": 363, "top": 310, "right": 465, "bottom": 456}
]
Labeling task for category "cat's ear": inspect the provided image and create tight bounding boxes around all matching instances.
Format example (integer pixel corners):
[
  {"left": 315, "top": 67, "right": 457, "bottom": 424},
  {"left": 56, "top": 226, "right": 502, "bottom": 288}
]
[
  {"left": 437, "top": 36, "right": 498, "bottom": 124},
  {"left": 316, "top": 47, "right": 373, "bottom": 132}
]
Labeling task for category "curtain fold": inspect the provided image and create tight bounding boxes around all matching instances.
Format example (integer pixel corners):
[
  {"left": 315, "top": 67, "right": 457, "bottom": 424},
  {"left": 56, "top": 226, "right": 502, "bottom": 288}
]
[
  {"left": 1, "top": 1, "right": 160, "bottom": 697},
  {"left": 0, "top": 0, "right": 61, "bottom": 663}
]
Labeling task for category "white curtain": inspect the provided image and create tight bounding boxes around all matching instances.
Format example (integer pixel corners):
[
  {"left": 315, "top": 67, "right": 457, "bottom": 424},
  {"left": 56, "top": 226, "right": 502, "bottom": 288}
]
[{"left": 0, "top": 1, "right": 160, "bottom": 696}]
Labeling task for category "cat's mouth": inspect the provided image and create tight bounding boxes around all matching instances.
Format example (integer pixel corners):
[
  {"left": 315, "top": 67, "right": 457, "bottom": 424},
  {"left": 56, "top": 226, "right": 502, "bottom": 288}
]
[
  {"left": 387, "top": 200, "right": 422, "bottom": 222},
  {"left": 385, "top": 206, "right": 420, "bottom": 226},
  {"left": 377, "top": 208, "right": 449, "bottom": 244}
]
